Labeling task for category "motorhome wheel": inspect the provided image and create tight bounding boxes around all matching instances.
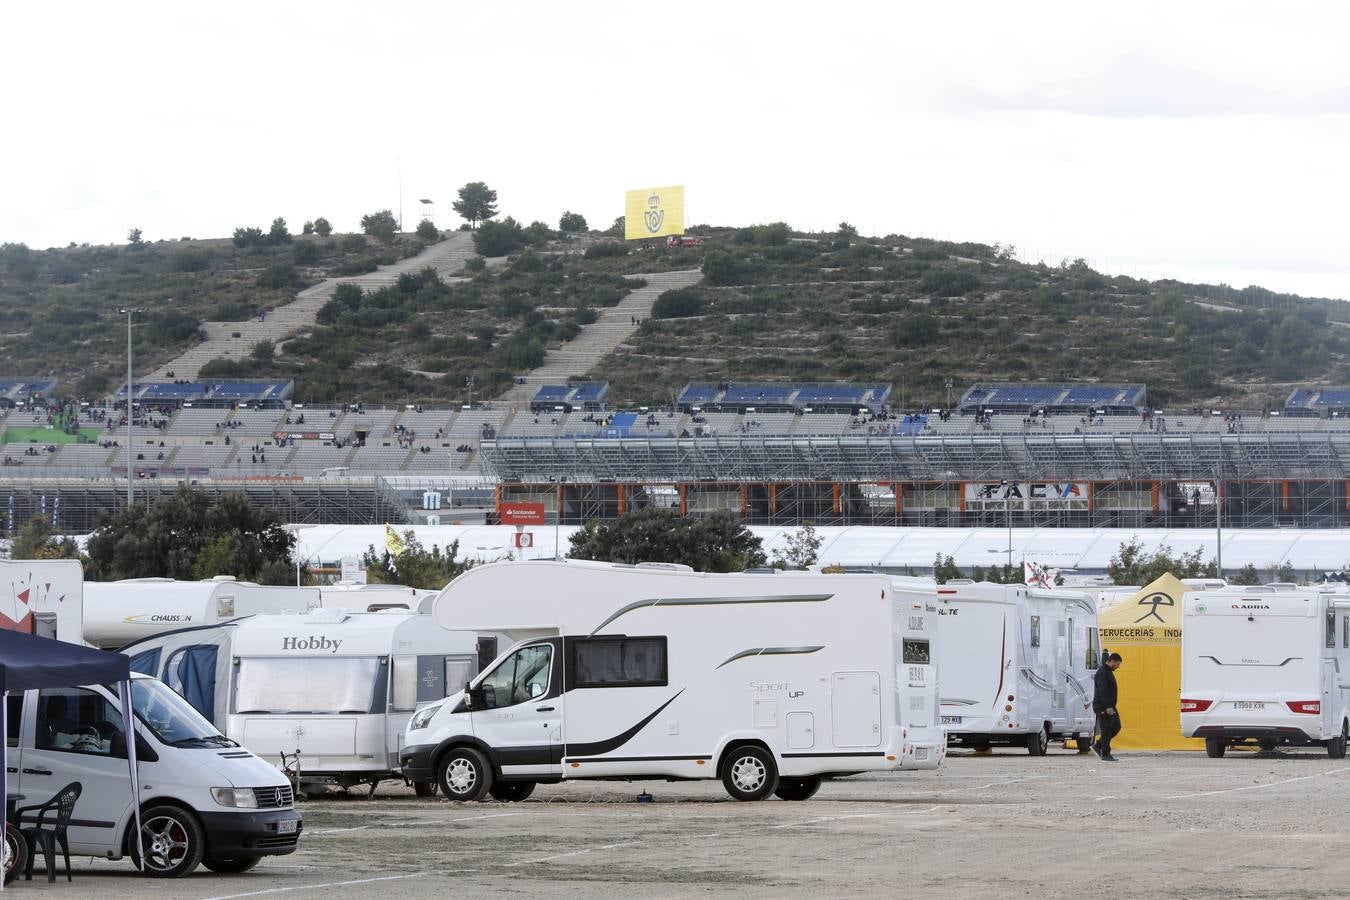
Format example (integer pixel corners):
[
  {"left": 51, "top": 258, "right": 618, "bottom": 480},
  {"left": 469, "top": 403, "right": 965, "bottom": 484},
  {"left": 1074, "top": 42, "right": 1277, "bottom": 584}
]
[
  {"left": 773, "top": 776, "right": 822, "bottom": 801},
  {"left": 1328, "top": 722, "right": 1348, "bottom": 760},
  {"left": 488, "top": 781, "right": 536, "bottom": 802},
  {"left": 133, "top": 805, "right": 206, "bottom": 878},
  {"left": 1025, "top": 728, "right": 1049, "bottom": 756},
  {"left": 1204, "top": 737, "right": 1226, "bottom": 758},
  {"left": 437, "top": 747, "right": 494, "bottom": 801},
  {"left": 722, "top": 746, "right": 779, "bottom": 801},
  {"left": 202, "top": 857, "right": 263, "bottom": 874},
  {"left": 412, "top": 781, "right": 438, "bottom": 798}
]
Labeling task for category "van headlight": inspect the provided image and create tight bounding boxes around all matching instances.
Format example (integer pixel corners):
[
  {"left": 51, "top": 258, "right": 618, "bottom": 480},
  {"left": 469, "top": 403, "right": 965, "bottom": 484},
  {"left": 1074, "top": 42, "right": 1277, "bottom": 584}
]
[
  {"left": 211, "top": 787, "right": 259, "bottom": 808},
  {"left": 410, "top": 704, "right": 442, "bottom": 731}
]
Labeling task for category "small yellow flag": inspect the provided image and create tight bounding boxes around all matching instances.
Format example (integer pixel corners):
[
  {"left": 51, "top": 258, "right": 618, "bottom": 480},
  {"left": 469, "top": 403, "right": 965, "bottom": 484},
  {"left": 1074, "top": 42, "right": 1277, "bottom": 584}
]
[
  {"left": 624, "top": 186, "right": 685, "bottom": 240},
  {"left": 384, "top": 524, "right": 406, "bottom": 557}
]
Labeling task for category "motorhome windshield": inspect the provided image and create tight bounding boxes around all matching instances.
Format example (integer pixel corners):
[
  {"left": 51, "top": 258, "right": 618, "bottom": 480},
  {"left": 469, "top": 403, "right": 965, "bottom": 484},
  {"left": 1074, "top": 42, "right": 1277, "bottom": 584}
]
[
  {"left": 131, "top": 679, "right": 228, "bottom": 745},
  {"left": 235, "top": 657, "right": 380, "bottom": 714}
]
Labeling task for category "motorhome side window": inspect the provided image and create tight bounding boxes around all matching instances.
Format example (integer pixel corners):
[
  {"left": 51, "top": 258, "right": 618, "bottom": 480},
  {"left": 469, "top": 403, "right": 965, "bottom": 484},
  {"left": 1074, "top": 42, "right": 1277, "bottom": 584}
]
[
  {"left": 1344, "top": 615, "right": 1349, "bottom": 650},
  {"left": 477, "top": 644, "right": 552, "bottom": 709},
  {"left": 35, "top": 687, "right": 124, "bottom": 756},
  {"left": 571, "top": 637, "right": 668, "bottom": 688},
  {"left": 1329, "top": 611, "right": 1337, "bottom": 649},
  {"left": 1029, "top": 615, "right": 1041, "bottom": 648},
  {"left": 6, "top": 695, "right": 20, "bottom": 748},
  {"left": 1086, "top": 627, "right": 1100, "bottom": 670}
]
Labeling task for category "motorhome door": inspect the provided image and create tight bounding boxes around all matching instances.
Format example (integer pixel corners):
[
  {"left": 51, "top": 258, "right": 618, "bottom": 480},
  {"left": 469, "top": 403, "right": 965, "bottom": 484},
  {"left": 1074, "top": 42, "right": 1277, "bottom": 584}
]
[{"left": 471, "top": 641, "right": 561, "bottom": 777}]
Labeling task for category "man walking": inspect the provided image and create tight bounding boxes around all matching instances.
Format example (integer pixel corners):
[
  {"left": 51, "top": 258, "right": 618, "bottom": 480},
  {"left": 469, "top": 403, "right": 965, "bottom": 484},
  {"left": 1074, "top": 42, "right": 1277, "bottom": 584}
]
[{"left": 1093, "top": 652, "right": 1123, "bottom": 761}]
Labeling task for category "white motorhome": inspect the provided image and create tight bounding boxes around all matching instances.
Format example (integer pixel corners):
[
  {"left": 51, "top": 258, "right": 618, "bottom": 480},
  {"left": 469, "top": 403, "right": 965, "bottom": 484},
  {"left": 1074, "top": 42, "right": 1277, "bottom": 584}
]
[
  {"left": 1181, "top": 586, "right": 1350, "bottom": 758},
  {"left": 84, "top": 578, "right": 322, "bottom": 649},
  {"left": 0, "top": 559, "right": 84, "bottom": 642},
  {"left": 926, "top": 581, "right": 1098, "bottom": 754},
  {"left": 119, "top": 610, "right": 482, "bottom": 795},
  {"left": 402, "top": 560, "right": 945, "bottom": 804},
  {"left": 318, "top": 581, "right": 438, "bottom": 612},
  {"left": 6, "top": 674, "right": 301, "bottom": 876}
]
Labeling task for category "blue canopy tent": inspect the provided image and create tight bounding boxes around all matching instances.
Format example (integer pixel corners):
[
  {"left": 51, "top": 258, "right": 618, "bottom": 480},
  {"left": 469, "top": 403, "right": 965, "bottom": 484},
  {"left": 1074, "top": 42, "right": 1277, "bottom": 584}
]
[{"left": 0, "top": 630, "right": 144, "bottom": 884}]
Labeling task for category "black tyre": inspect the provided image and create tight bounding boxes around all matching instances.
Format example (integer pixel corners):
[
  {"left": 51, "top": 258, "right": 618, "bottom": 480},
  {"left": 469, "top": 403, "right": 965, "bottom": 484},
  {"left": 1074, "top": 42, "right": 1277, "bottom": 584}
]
[
  {"left": 1076, "top": 733, "right": 1094, "bottom": 754},
  {"left": 1026, "top": 727, "right": 1049, "bottom": 756},
  {"left": 437, "top": 746, "right": 494, "bottom": 801},
  {"left": 202, "top": 857, "right": 263, "bottom": 874},
  {"left": 133, "top": 805, "right": 206, "bottom": 877},
  {"left": 1328, "top": 722, "right": 1348, "bottom": 759},
  {"left": 3, "top": 822, "right": 26, "bottom": 886},
  {"left": 773, "top": 776, "right": 822, "bottom": 801},
  {"left": 412, "top": 781, "right": 438, "bottom": 798},
  {"left": 1205, "top": 736, "right": 1227, "bottom": 758},
  {"left": 722, "top": 745, "right": 778, "bottom": 801},
  {"left": 488, "top": 781, "right": 536, "bottom": 802}
]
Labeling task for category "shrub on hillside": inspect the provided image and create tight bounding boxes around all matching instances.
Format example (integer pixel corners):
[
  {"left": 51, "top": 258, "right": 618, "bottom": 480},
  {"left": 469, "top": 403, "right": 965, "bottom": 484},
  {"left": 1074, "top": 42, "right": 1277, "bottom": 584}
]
[
  {"left": 653, "top": 288, "right": 705, "bottom": 319},
  {"left": 415, "top": 219, "right": 439, "bottom": 241},
  {"left": 583, "top": 241, "right": 627, "bottom": 260},
  {"left": 292, "top": 241, "right": 321, "bottom": 265},
  {"left": 256, "top": 262, "right": 301, "bottom": 289},
  {"left": 473, "top": 217, "right": 526, "bottom": 257},
  {"left": 168, "top": 248, "right": 211, "bottom": 272},
  {"left": 919, "top": 270, "right": 980, "bottom": 296}
]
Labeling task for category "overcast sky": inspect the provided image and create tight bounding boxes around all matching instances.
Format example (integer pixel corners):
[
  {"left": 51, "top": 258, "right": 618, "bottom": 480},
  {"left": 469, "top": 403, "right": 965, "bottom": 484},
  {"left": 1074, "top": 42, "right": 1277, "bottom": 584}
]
[{"left": 4, "top": 1, "right": 1348, "bottom": 298}]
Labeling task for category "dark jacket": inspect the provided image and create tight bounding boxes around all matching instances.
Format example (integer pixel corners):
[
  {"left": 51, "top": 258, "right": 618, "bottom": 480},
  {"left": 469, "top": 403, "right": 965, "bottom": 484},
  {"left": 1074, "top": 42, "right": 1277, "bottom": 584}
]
[{"left": 1093, "top": 663, "right": 1118, "bottom": 714}]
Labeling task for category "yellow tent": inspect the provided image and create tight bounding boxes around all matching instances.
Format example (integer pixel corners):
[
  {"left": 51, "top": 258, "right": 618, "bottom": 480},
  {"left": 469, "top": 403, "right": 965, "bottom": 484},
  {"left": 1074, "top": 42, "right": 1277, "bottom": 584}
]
[{"left": 1097, "top": 573, "right": 1203, "bottom": 750}]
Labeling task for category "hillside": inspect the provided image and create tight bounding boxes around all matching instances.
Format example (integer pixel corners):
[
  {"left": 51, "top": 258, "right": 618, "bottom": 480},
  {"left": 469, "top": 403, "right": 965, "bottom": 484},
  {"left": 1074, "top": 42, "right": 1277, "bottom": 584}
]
[{"left": 5, "top": 223, "right": 1347, "bottom": 409}]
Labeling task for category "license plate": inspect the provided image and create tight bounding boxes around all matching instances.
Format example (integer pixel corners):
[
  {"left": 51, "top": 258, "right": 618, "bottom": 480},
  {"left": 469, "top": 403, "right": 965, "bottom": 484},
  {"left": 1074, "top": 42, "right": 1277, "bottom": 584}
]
[
  {"left": 277, "top": 820, "right": 297, "bottom": 834},
  {"left": 941, "top": 716, "right": 963, "bottom": 725},
  {"left": 1233, "top": 701, "right": 1267, "bottom": 710},
  {"left": 915, "top": 748, "right": 929, "bottom": 760}
]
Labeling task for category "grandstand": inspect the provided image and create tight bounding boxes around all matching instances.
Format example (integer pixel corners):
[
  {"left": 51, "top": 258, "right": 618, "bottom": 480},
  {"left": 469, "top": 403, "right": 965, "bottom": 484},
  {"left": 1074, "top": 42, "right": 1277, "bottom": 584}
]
[
  {"left": 676, "top": 382, "right": 891, "bottom": 414},
  {"left": 0, "top": 378, "right": 59, "bottom": 407},
  {"left": 528, "top": 382, "right": 609, "bottom": 413},
  {"left": 14, "top": 377, "right": 1350, "bottom": 532},
  {"left": 116, "top": 380, "right": 294, "bottom": 409},
  {"left": 958, "top": 383, "right": 1146, "bottom": 415}
]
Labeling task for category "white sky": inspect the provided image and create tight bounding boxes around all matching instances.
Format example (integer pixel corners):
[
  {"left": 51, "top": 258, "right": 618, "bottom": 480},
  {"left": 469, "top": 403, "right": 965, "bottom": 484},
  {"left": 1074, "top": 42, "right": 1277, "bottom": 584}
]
[{"left": 4, "top": 1, "right": 1349, "bottom": 298}]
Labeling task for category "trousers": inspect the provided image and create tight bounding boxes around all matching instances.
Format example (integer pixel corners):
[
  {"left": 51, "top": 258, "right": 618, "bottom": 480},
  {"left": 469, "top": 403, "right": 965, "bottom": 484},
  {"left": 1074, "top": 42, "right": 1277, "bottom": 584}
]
[{"left": 1096, "top": 711, "right": 1121, "bottom": 757}]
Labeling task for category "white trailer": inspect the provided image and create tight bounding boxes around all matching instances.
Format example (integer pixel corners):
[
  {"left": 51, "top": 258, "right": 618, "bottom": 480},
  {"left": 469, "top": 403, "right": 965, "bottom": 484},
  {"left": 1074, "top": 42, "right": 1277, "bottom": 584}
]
[
  {"left": 402, "top": 560, "right": 945, "bottom": 803},
  {"left": 83, "top": 577, "right": 322, "bottom": 649},
  {"left": 1181, "top": 586, "right": 1350, "bottom": 758},
  {"left": 0, "top": 558, "right": 83, "bottom": 643},
  {"left": 118, "top": 609, "right": 481, "bottom": 794},
  {"left": 926, "top": 580, "right": 1098, "bottom": 754}
]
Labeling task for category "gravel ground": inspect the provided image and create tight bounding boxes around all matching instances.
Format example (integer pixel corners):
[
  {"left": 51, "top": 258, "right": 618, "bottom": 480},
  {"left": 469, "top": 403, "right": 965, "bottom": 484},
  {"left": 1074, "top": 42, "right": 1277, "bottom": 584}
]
[{"left": 27, "top": 746, "right": 1350, "bottom": 899}]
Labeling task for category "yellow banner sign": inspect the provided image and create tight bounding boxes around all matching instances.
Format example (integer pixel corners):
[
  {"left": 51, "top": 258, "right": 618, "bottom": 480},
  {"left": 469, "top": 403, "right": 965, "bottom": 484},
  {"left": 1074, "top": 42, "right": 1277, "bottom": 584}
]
[{"left": 625, "top": 185, "right": 684, "bottom": 240}]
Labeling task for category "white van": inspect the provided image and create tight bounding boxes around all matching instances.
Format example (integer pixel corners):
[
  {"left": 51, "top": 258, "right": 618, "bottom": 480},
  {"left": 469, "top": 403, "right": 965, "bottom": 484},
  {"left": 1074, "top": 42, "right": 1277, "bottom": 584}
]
[
  {"left": 1181, "top": 586, "right": 1350, "bottom": 757},
  {"left": 925, "top": 581, "right": 1098, "bottom": 754},
  {"left": 120, "top": 610, "right": 483, "bottom": 795},
  {"left": 402, "top": 561, "right": 945, "bottom": 803},
  {"left": 6, "top": 674, "right": 301, "bottom": 876}
]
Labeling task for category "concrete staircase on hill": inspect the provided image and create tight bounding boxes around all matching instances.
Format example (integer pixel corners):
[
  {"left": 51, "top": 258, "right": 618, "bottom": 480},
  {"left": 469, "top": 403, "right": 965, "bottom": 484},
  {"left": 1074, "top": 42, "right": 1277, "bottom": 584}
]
[
  {"left": 498, "top": 269, "right": 703, "bottom": 403},
  {"left": 152, "top": 232, "right": 480, "bottom": 380}
]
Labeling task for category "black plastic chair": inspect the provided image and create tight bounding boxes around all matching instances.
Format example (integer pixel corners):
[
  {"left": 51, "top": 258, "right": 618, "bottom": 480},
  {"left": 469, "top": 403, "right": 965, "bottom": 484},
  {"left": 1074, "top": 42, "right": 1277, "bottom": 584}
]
[{"left": 16, "top": 781, "right": 81, "bottom": 883}]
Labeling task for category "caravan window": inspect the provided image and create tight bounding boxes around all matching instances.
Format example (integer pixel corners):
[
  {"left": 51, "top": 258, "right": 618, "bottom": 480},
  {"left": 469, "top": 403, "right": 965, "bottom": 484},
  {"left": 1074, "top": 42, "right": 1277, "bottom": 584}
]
[
  {"left": 1086, "top": 627, "right": 1101, "bottom": 670},
  {"left": 236, "top": 657, "right": 384, "bottom": 714},
  {"left": 1328, "top": 611, "right": 1337, "bottom": 649},
  {"left": 445, "top": 656, "right": 475, "bottom": 696},
  {"left": 570, "top": 637, "right": 667, "bottom": 688},
  {"left": 477, "top": 644, "right": 552, "bottom": 709},
  {"left": 1343, "top": 615, "right": 1348, "bottom": 650},
  {"left": 1029, "top": 616, "right": 1042, "bottom": 648}
]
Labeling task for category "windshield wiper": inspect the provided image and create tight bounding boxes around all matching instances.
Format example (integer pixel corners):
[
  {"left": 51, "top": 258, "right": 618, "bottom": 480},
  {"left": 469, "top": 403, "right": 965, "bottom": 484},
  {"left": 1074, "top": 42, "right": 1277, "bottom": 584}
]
[{"left": 170, "top": 735, "right": 238, "bottom": 748}]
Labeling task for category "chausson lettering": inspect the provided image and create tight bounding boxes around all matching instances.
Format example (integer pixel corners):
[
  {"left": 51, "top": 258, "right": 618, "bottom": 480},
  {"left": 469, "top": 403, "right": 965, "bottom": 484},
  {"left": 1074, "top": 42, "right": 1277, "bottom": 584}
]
[{"left": 281, "top": 636, "right": 343, "bottom": 652}]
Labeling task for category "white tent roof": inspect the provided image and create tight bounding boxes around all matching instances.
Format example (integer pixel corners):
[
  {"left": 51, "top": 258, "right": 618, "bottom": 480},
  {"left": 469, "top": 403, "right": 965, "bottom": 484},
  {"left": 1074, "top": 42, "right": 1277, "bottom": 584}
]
[{"left": 289, "top": 524, "right": 1350, "bottom": 574}]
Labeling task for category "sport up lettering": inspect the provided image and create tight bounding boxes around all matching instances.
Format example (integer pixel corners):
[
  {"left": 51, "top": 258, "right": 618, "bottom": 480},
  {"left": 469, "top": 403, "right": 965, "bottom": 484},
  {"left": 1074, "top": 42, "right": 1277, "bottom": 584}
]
[{"left": 281, "top": 636, "right": 343, "bottom": 653}]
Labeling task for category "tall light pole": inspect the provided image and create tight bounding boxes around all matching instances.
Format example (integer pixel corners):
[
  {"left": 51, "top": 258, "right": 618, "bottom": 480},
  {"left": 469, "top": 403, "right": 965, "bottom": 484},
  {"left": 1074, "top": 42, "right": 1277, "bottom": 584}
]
[
  {"left": 1002, "top": 478, "right": 1013, "bottom": 577},
  {"left": 118, "top": 308, "right": 142, "bottom": 507}
]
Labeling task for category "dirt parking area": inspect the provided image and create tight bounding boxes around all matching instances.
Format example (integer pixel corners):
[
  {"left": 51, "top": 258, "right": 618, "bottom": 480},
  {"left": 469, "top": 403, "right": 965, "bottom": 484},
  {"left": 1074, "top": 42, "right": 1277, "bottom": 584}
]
[{"left": 29, "top": 746, "right": 1350, "bottom": 899}]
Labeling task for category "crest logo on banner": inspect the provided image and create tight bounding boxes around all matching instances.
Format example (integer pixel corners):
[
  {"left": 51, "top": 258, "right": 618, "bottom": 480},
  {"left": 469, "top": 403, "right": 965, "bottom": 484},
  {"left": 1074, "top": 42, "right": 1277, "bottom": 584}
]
[{"left": 644, "top": 193, "right": 665, "bottom": 234}]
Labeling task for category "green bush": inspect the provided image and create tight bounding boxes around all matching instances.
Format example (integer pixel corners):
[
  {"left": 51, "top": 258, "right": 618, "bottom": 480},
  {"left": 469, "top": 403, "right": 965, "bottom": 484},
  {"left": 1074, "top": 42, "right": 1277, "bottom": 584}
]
[
  {"left": 583, "top": 242, "right": 628, "bottom": 259},
  {"left": 168, "top": 248, "right": 211, "bottom": 272},
  {"left": 313, "top": 217, "right": 333, "bottom": 236},
  {"left": 415, "top": 219, "right": 439, "bottom": 240},
  {"left": 292, "top": 241, "right": 321, "bottom": 265},
  {"left": 653, "top": 288, "right": 705, "bottom": 319},
  {"left": 473, "top": 217, "right": 527, "bottom": 257},
  {"left": 919, "top": 270, "right": 980, "bottom": 296}
]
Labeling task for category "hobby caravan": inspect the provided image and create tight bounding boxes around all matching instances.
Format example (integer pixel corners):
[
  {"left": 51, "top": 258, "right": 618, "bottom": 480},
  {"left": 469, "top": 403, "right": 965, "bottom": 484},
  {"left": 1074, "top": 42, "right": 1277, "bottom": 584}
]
[
  {"left": 119, "top": 609, "right": 481, "bottom": 793},
  {"left": 1181, "top": 586, "right": 1350, "bottom": 758},
  {"left": 925, "top": 581, "right": 1098, "bottom": 753},
  {"left": 402, "top": 560, "right": 945, "bottom": 804}
]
